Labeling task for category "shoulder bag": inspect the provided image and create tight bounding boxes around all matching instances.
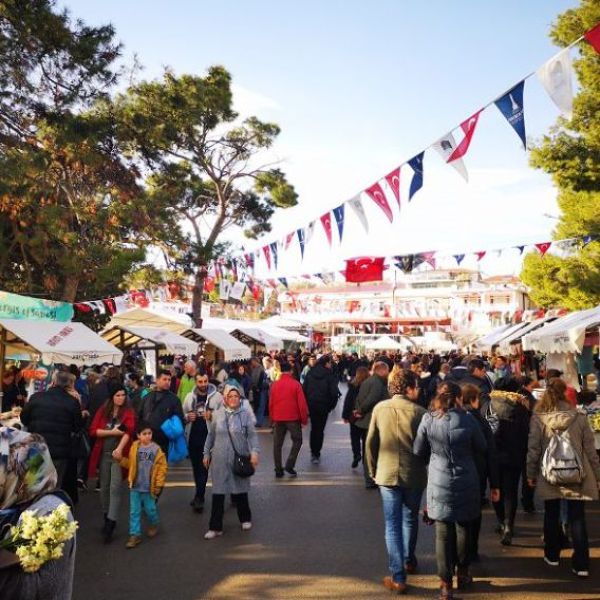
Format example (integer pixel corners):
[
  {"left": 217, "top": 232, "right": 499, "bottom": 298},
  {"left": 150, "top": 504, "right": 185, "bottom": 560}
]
[{"left": 225, "top": 413, "right": 255, "bottom": 478}]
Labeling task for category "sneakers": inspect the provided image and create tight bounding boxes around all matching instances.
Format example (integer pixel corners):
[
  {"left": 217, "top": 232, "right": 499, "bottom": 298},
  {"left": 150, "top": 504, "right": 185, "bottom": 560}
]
[
  {"left": 125, "top": 536, "right": 141, "bottom": 549},
  {"left": 146, "top": 525, "right": 158, "bottom": 538},
  {"left": 543, "top": 556, "right": 559, "bottom": 567},
  {"left": 311, "top": 455, "right": 320, "bottom": 464},
  {"left": 204, "top": 530, "right": 223, "bottom": 540},
  {"left": 274, "top": 469, "right": 284, "bottom": 479},
  {"left": 572, "top": 569, "right": 589, "bottom": 578},
  {"left": 241, "top": 522, "right": 252, "bottom": 531},
  {"left": 284, "top": 467, "right": 298, "bottom": 477}
]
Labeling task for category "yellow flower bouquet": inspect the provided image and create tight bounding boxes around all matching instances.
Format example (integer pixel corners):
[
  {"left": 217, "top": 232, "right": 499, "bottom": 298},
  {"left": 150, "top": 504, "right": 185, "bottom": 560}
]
[{"left": 0, "top": 504, "right": 78, "bottom": 573}]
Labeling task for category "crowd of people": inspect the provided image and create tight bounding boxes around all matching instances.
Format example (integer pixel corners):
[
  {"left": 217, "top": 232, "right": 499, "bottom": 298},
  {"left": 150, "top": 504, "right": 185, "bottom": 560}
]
[{"left": 1, "top": 347, "right": 599, "bottom": 599}]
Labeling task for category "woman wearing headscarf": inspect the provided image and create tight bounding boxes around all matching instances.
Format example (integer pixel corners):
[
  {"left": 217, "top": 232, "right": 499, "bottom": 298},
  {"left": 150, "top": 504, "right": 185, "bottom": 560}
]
[
  {"left": 88, "top": 385, "right": 135, "bottom": 543},
  {"left": 203, "top": 386, "right": 259, "bottom": 539},
  {"left": 0, "top": 427, "right": 76, "bottom": 600},
  {"left": 414, "top": 382, "right": 490, "bottom": 600}
]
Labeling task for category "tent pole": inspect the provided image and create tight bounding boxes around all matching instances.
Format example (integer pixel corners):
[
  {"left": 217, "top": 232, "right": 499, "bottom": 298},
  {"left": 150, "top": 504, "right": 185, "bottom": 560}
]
[{"left": 0, "top": 328, "right": 6, "bottom": 406}]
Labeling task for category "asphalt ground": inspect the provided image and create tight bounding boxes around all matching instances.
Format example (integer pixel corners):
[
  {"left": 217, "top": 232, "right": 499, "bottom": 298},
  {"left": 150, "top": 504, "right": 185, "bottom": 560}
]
[{"left": 73, "top": 386, "right": 600, "bottom": 600}]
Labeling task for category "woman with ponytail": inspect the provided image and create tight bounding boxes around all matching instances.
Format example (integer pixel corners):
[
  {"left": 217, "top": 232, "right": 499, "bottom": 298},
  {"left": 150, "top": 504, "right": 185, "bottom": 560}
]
[{"left": 414, "top": 382, "right": 493, "bottom": 600}]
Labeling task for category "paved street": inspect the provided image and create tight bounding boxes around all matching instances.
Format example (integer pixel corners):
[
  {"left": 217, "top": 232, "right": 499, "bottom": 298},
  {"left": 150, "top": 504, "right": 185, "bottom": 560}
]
[{"left": 73, "top": 391, "right": 600, "bottom": 600}]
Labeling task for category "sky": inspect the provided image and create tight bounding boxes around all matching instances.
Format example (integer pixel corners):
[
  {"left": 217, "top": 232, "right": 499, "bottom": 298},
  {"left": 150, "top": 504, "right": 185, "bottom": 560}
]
[{"left": 63, "top": 0, "right": 579, "bottom": 279}]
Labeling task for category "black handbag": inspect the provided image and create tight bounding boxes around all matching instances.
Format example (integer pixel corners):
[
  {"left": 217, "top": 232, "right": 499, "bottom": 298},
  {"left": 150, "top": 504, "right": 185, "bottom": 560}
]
[
  {"left": 226, "top": 414, "right": 255, "bottom": 478},
  {"left": 71, "top": 429, "right": 91, "bottom": 459}
]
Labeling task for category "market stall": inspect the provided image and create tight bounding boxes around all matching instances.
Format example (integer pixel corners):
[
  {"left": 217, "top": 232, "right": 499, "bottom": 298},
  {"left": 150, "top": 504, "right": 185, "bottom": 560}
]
[
  {"left": 364, "top": 335, "right": 411, "bottom": 351},
  {"left": 181, "top": 328, "right": 251, "bottom": 362},
  {"left": 230, "top": 327, "right": 284, "bottom": 353}
]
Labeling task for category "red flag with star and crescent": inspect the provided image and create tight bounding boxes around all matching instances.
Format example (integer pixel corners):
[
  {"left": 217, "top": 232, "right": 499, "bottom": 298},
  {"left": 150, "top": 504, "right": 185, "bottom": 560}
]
[
  {"left": 384, "top": 167, "right": 401, "bottom": 208},
  {"left": 535, "top": 242, "right": 552, "bottom": 256},
  {"left": 262, "top": 245, "right": 271, "bottom": 270},
  {"left": 344, "top": 257, "right": 385, "bottom": 283},
  {"left": 584, "top": 22, "right": 600, "bottom": 53},
  {"left": 449, "top": 110, "right": 483, "bottom": 162},
  {"left": 320, "top": 212, "right": 333, "bottom": 246},
  {"left": 364, "top": 182, "right": 393, "bottom": 223}
]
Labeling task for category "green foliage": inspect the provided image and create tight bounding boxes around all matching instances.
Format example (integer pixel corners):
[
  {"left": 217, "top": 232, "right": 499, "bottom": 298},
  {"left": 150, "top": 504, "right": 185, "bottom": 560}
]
[{"left": 521, "top": 0, "right": 600, "bottom": 309}]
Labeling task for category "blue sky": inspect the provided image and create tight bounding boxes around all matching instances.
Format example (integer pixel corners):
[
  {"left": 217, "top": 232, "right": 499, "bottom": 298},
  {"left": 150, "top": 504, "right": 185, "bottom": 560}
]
[{"left": 64, "top": 0, "right": 579, "bottom": 277}]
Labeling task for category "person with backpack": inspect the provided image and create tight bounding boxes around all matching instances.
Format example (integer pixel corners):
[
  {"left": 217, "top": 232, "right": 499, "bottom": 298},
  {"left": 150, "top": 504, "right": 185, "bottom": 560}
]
[
  {"left": 527, "top": 377, "right": 600, "bottom": 578},
  {"left": 483, "top": 377, "right": 531, "bottom": 546}
]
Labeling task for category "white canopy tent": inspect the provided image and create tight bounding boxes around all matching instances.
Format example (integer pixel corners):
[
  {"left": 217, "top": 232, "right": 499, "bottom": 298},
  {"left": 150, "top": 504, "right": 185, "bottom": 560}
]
[
  {"left": 106, "top": 307, "right": 190, "bottom": 333},
  {"left": 202, "top": 317, "right": 308, "bottom": 345},
  {"left": 364, "top": 335, "right": 409, "bottom": 351},
  {"left": 0, "top": 319, "right": 123, "bottom": 366},
  {"left": 181, "top": 329, "right": 251, "bottom": 362},
  {"left": 231, "top": 327, "right": 284, "bottom": 352},
  {"left": 496, "top": 316, "right": 555, "bottom": 354},
  {"left": 476, "top": 321, "right": 533, "bottom": 352},
  {"left": 102, "top": 325, "right": 199, "bottom": 356},
  {"left": 474, "top": 323, "right": 515, "bottom": 350},
  {"left": 522, "top": 305, "right": 600, "bottom": 354}
]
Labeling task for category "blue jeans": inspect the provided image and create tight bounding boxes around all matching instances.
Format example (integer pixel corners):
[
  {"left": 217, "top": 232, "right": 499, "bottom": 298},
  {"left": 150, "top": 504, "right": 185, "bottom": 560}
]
[
  {"left": 129, "top": 490, "right": 159, "bottom": 536},
  {"left": 379, "top": 486, "right": 423, "bottom": 583}
]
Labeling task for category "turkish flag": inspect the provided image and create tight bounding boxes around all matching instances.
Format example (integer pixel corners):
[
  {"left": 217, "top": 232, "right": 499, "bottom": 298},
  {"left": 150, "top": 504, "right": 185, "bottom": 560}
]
[
  {"left": 535, "top": 242, "right": 552, "bottom": 256},
  {"left": 345, "top": 257, "right": 385, "bottom": 283},
  {"left": 475, "top": 251, "right": 486, "bottom": 262},
  {"left": 320, "top": 212, "right": 333, "bottom": 246},
  {"left": 284, "top": 232, "right": 295, "bottom": 249},
  {"left": 449, "top": 110, "right": 483, "bottom": 162},
  {"left": 262, "top": 245, "right": 271, "bottom": 270},
  {"left": 364, "top": 182, "right": 393, "bottom": 222},
  {"left": 203, "top": 276, "right": 215, "bottom": 293},
  {"left": 384, "top": 167, "right": 401, "bottom": 208},
  {"left": 585, "top": 22, "right": 600, "bottom": 53}
]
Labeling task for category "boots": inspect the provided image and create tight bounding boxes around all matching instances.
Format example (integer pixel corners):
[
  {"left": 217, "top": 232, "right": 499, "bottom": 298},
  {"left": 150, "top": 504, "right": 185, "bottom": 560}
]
[
  {"left": 103, "top": 518, "right": 116, "bottom": 543},
  {"left": 456, "top": 566, "right": 473, "bottom": 589},
  {"left": 500, "top": 524, "right": 513, "bottom": 546},
  {"left": 439, "top": 580, "right": 453, "bottom": 600}
]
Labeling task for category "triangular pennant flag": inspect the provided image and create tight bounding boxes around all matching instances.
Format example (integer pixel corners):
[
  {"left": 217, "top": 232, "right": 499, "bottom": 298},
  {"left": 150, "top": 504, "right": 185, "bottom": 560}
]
[
  {"left": 284, "top": 232, "right": 295, "bottom": 250},
  {"left": 449, "top": 110, "right": 483, "bottom": 162},
  {"left": 269, "top": 242, "right": 278, "bottom": 269},
  {"left": 305, "top": 221, "right": 316, "bottom": 244},
  {"left": 394, "top": 255, "right": 414, "bottom": 273},
  {"left": 584, "top": 22, "right": 600, "bottom": 54},
  {"left": 537, "top": 48, "right": 573, "bottom": 119},
  {"left": 408, "top": 152, "right": 425, "bottom": 201},
  {"left": 348, "top": 194, "right": 369, "bottom": 232},
  {"left": 320, "top": 212, "right": 333, "bottom": 246},
  {"left": 495, "top": 80, "right": 526, "bottom": 149},
  {"left": 583, "top": 234, "right": 597, "bottom": 247},
  {"left": 420, "top": 251, "right": 436, "bottom": 268},
  {"left": 412, "top": 255, "right": 426, "bottom": 270},
  {"left": 433, "top": 133, "right": 468, "bottom": 181},
  {"left": 475, "top": 251, "right": 486, "bottom": 262},
  {"left": 535, "top": 242, "right": 552, "bottom": 256},
  {"left": 296, "top": 228, "right": 306, "bottom": 259},
  {"left": 454, "top": 254, "right": 465, "bottom": 265},
  {"left": 384, "top": 167, "right": 401, "bottom": 208},
  {"left": 516, "top": 245, "right": 525, "bottom": 255},
  {"left": 364, "top": 181, "right": 393, "bottom": 223},
  {"left": 333, "top": 204, "right": 345, "bottom": 241},
  {"left": 278, "top": 277, "right": 288, "bottom": 289},
  {"left": 262, "top": 245, "right": 271, "bottom": 270}
]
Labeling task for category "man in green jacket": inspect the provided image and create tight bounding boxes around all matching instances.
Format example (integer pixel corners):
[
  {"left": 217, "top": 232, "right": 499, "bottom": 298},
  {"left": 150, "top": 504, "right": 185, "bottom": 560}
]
[
  {"left": 355, "top": 361, "right": 389, "bottom": 488},
  {"left": 365, "top": 368, "right": 427, "bottom": 595},
  {"left": 177, "top": 360, "right": 197, "bottom": 404}
]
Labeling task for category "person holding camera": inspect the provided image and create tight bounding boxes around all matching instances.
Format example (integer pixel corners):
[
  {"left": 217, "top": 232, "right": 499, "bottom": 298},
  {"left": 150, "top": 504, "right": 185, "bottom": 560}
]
[
  {"left": 88, "top": 384, "right": 136, "bottom": 543},
  {"left": 183, "top": 372, "right": 223, "bottom": 513}
]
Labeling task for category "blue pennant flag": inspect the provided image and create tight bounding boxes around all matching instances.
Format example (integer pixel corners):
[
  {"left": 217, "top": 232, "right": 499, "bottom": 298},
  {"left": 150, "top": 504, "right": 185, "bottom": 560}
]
[
  {"left": 278, "top": 277, "right": 288, "bottom": 288},
  {"left": 394, "top": 255, "right": 414, "bottom": 273},
  {"left": 333, "top": 204, "right": 345, "bottom": 241},
  {"left": 454, "top": 254, "right": 465, "bottom": 265},
  {"left": 583, "top": 234, "right": 596, "bottom": 247},
  {"left": 516, "top": 245, "right": 525, "bottom": 255},
  {"left": 408, "top": 152, "right": 425, "bottom": 201},
  {"left": 269, "top": 242, "right": 278, "bottom": 269},
  {"left": 495, "top": 80, "right": 526, "bottom": 149},
  {"left": 296, "top": 228, "right": 306, "bottom": 259}
]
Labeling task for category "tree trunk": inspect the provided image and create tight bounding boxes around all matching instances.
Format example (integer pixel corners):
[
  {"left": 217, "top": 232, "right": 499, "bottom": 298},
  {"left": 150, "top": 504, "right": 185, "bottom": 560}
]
[
  {"left": 61, "top": 276, "right": 80, "bottom": 303},
  {"left": 191, "top": 270, "right": 205, "bottom": 328}
]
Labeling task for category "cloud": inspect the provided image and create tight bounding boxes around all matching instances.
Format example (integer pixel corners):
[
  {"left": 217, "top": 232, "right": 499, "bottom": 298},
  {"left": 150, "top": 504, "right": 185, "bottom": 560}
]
[{"left": 232, "top": 84, "right": 281, "bottom": 116}]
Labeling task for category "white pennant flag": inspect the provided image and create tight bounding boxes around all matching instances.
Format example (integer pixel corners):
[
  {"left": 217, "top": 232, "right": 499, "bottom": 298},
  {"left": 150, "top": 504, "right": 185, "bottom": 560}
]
[
  {"left": 537, "top": 48, "right": 574, "bottom": 119},
  {"left": 433, "top": 133, "right": 468, "bottom": 181},
  {"left": 219, "top": 280, "right": 231, "bottom": 301},
  {"left": 229, "top": 281, "right": 246, "bottom": 301},
  {"left": 347, "top": 194, "right": 369, "bottom": 233},
  {"left": 305, "top": 220, "right": 316, "bottom": 244}
]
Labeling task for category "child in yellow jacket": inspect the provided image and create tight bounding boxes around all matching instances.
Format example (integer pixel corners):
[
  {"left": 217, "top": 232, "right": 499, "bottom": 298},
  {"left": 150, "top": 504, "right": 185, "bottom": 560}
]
[{"left": 120, "top": 420, "right": 167, "bottom": 548}]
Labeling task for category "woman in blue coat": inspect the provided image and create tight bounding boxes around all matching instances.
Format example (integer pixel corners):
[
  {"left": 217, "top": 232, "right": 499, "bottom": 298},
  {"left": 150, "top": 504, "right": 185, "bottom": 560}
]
[{"left": 414, "top": 382, "right": 488, "bottom": 600}]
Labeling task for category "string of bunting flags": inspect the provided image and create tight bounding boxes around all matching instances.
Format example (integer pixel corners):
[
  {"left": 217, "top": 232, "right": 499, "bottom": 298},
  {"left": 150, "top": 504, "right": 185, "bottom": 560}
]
[{"left": 235, "top": 22, "right": 600, "bottom": 272}]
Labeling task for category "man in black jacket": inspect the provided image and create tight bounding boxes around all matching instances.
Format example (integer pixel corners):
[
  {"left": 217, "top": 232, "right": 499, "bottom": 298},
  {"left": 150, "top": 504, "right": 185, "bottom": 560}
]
[
  {"left": 21, "top": 370, "right": 84, "bottom": 489},
  {"left": 137, "top": 369, "right": 184, "bottom": 456},
  {"left": 302, "top": 355, "right": 340, "bottom": 464}
]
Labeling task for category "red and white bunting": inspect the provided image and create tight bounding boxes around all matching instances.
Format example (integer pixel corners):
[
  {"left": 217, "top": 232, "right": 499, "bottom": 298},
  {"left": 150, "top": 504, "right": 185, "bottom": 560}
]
[
  {"left": 262, "top": 245, "right": 271, "bottom": 270},
  {"left": 475, "top": 251, "right": 486, "bottom": 261},
  {"left": 433, "top": 132, "right": 469, "bottom": 181},
  {"left": 284, "top": 232, "right": 295, "bottom": 250},
  {"left": 348, "top": 194, "right": 369, "bottom": 233},
  {"left": 384, "top": 167, "right": 401, "bottom": 208},
  {"left": 421, "top": 251, "right": 436, "bottom": 268},
  {"left": 320, "top": 212, "right": 333, "bottom": 246},
  {"left": 449, "top": 110, "right": 483, "bottom": 162},
  {"left": 364, "top": 181, "right": 393, "bottom": 223},
  {"left": 535, "top": 242, "right": 552, "bottom": 255}
]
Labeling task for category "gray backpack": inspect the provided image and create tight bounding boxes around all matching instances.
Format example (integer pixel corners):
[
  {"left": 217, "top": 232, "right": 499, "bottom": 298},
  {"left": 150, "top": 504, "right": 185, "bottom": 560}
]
[{"left": 541, "top": 427, "right": 584, "bottom": 486}]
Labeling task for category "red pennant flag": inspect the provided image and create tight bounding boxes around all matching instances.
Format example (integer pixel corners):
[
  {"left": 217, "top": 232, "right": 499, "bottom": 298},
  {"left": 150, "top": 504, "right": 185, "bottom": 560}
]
[
  {"left": 364, "top": 182, "right": 393, "bottom": 223},
  {"left": 267, "top": 279, "right": 278, "bottom": 288},
  {"left": 384, "top": 167, "right": 401, "bottom": 208},
  {"left": 535, "top": 242, "right": 552, "bottom": 256},
  {"left": 203, "top": 276, "right": 215, "bottom": 293},
  {"left": 262, "top": 245, "right": 271, "bottom": 270},
  {"left": 284, "top": 232, "right": 295, "bottom": 249},
  {"left": 584, "top": 22, "right": 600, "bottom": 54},
  {"left": 320, "top": 212, "right": 333, "bottom": 246},
  {"left": 421, "top": 251, "right": 436, "bottom": 268},
  {"left": 475, "top": 251, "right": 486, "bottom": 262},
  {"left": 251, "top": 283, "right": 261, "bottom": 301},
  {"left": 449, "top": 110, "right": 483, "bottom": 162},
  {"left": 344, "top": 257, "right": 385, "bottom": 283}
]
